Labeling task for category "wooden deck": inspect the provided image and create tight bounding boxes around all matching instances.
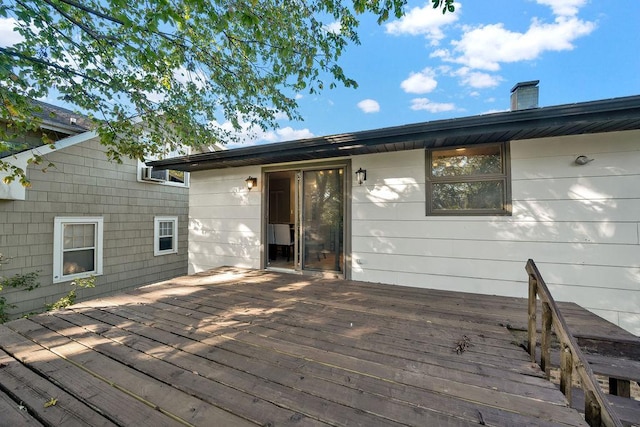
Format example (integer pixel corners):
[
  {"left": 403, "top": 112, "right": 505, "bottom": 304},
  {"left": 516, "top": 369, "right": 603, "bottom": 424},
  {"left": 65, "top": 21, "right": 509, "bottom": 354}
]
[{"left": 0, "top": 267, "right": 615, "bottom": 426}]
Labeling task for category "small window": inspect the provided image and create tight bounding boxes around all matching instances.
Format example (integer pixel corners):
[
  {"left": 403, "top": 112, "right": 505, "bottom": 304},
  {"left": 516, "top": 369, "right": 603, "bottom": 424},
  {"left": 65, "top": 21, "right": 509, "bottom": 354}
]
[
  {"left": 141, "top": 166, "right": 188, "bottom": 185},
  {"left": 154, "top": 216, "right": 178, "bottom": 256},
  {"left": 426, "top": 143, "right": 511, "bottom": 215},
  {"left": 53, "top": 217, "right": 103, "bottom": 283},
  {"left": 140, "top": 142, "right": 189, "bottom": 187}
]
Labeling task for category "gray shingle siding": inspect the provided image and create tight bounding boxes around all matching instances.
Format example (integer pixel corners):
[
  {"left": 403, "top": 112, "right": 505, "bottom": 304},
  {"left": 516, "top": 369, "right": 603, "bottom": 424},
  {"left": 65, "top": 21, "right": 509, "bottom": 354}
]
[{"left": 0, "top": 136, "right": 188, "bottom": 317}]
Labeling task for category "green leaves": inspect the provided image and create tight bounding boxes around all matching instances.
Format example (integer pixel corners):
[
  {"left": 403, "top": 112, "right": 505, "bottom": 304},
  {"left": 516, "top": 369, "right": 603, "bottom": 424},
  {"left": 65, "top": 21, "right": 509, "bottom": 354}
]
[
  {"left": 2, "top": 0, "right": 456, "bottom": 183},
  {"left": 0, "top": 253, "right": 40, "bottom": 323},
  {"left": 432, "top": 0, "right": 456, "bottom": 14}
]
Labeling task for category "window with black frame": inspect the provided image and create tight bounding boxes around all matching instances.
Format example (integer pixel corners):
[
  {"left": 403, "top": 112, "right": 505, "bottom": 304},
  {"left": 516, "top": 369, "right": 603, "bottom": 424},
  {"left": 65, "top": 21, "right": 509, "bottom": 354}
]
[{"left": 426, "top": 143, "right": 511, "bottom": 215}]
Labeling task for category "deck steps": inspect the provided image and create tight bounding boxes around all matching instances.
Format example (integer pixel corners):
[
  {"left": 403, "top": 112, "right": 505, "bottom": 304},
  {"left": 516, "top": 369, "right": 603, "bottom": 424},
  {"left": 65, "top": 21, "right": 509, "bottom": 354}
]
[{"left": 570, "top": 387, "right": 640, "bottom": 427}]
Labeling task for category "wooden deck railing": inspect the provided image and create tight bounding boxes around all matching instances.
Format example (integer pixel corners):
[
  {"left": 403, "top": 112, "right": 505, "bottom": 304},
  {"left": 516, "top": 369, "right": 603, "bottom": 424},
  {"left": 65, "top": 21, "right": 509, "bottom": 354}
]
[{"left": 525, "top": 259, "right": 623, "bottom": 427}]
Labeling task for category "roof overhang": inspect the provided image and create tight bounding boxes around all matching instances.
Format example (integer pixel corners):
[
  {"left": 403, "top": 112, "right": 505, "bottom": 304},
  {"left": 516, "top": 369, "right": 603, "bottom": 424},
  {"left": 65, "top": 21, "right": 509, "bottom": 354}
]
[{"left": 149, "top": 95, "right": 640, "bottom": 172}]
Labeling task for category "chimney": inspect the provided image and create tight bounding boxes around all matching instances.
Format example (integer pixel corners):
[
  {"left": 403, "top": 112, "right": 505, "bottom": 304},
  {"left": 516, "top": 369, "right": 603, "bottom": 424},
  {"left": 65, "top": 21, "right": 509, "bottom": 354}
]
[{"left": 510, "top": 80, "right": 539, "bottom": 111}]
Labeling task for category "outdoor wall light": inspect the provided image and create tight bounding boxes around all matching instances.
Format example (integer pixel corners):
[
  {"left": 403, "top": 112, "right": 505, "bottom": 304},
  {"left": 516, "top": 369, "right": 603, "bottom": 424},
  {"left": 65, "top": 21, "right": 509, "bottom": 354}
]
[
  {"left": 574, "top": 155, "right": 594, "bottom": 165},
  {"left": 245, "top": 176, "right": 257, "bottom": 190},
  {"left": 355, "top": 168, "right": 367, "bottom": 185}
]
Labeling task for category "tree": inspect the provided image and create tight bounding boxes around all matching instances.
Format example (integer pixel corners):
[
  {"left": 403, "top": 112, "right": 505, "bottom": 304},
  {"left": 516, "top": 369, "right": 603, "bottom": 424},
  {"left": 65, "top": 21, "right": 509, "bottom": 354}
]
[{"left": 1, "top": 0, "right": 455, "bottom": 184}]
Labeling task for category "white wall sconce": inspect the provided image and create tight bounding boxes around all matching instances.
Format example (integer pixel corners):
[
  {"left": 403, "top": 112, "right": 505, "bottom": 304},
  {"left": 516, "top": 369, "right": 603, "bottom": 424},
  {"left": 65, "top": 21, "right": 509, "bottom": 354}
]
[
  {"left": 355, "top": 168, "right": 367, "bottom": 185},
  {"left": 245, "top": 176, "right": 257, "bottom": 190},
  {"left": 575, "top": 155, "right": 594, "bottom": 165}
]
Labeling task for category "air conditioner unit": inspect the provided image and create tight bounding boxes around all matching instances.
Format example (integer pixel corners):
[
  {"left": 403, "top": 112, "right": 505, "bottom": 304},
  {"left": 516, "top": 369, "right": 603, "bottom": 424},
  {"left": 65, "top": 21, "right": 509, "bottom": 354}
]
[{"left": 141, "top": 166, "right": 166, "bottom": 182}]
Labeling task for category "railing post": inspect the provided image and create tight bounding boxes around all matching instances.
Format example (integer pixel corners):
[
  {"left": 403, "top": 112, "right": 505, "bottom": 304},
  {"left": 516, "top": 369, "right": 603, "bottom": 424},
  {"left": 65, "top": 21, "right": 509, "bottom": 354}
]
[
  {"left": 540, "top": 302, "right": 552, "bottom": 378},
  {"left": 526, "top": 260, "right": 623, "bottom": 427},
  {"left": 584, "top": 389, "right": 602, "bottom": 427},
  {"left": 560, "top": 343, "right": 573, "bottom": 404},
  {"left": 528, "top": 274, "right": 538, "bottom": 363}
]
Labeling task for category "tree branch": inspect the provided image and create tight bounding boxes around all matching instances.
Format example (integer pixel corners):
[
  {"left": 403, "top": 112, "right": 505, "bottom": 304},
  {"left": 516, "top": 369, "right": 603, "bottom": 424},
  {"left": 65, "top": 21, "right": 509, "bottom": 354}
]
[
  {"left": 0, "top": 47, "right": 109, "bottom": 87},
  {"left": 50, "top": 0, "right": 125, "bottom": 25},
  {"left": 39, "top": 0, "right": 107, "bottom": 41}
]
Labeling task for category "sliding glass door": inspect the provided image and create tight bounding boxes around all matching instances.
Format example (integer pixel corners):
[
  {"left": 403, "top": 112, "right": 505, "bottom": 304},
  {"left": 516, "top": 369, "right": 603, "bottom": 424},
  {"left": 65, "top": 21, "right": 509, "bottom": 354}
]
[
  {"left": 266, "top": 165, "right": 345, "bottom": 275},
  {"left": 301, "top": 168, "right": 344, "bottom": 272}
]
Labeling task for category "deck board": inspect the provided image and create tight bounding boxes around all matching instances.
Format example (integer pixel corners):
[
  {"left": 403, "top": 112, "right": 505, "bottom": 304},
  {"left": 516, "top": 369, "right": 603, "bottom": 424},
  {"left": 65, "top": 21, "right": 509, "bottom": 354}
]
[
  {"left": 0, "top": 348, "right": 116, "bottom": 427},
  {"left": 0, "top": 324, "right": 182, "bottom": 427},
  {"left": 0, "top": 267, "right": 600, "bottom": 426},
  {"left": 0, "top": 386, "right": 43, "bottom": 426}
]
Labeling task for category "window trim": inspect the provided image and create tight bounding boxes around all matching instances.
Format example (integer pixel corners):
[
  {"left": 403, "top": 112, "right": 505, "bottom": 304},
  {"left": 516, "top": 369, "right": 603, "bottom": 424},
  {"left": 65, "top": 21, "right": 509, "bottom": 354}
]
[
  {"left": 53, "top": 216, "right": 104, "bottom": 283},
  {"left": 137, "top": 162, "right": 190, "bottom": 187},
  {"left": 425, "top": 142, "right": 512, "bottom": 216},
  {"left": 154, "top": 216, "right": 178, "bottom": 256}
]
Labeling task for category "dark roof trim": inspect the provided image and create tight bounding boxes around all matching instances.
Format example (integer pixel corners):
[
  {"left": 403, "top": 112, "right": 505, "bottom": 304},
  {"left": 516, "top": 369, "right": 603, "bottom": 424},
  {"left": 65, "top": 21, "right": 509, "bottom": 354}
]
[
  {"left": 511, "top": 80, "right": 539, "bottom": 92},
  {"left": 149, "top": 94, "right": 640, "bottom": 172}
]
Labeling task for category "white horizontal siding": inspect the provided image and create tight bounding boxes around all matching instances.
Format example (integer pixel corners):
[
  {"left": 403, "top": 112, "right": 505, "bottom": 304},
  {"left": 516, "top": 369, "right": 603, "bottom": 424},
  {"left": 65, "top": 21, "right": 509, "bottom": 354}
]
[
  {"left": 187, "top": 130, "right": 640, "bottom": 335},
  {"left": 356, "top": 252, "right": 639, "bottom": 293},
  {"left": 353, "top": 198, "right": 640, "bottom": 223},
  {"left": 512, "top": 175, "right": 640, "bottom": 200},
  {"left": 352, "top": 237, "right": 640, "bottom": 270},
  {"left": 188, "top": 167, "right": 262, "bottom": 274},
  {"left": 352, "top": 219, "right": 638, "bottom": 244},
  {"left": 351, "top": 130, "right": 640, "bottom": 335}
]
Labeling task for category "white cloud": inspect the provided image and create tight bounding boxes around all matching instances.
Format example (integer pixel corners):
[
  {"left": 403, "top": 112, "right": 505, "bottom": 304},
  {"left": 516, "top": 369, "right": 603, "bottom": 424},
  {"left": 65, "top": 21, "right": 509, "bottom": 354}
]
[
  {"left": 454, "top": 67, "right": 502, "bottom": 88},
  {"left": 536, "top": 0, "right": 586, "bottom": 17},
  {"left": 273, "top": 111, "right": 289, "bottom": 120},
  {"left": 144, "top": 91, "right": 166, "bottom": 104},
  {"left": 212, "top": 117, "right": 314, "bottom": 148},
  {"left": 437, "top": 16, "right": 595, "bottom": 71},
  {"left": 274, "top": 126, "right": 314, "bottom": 141},
  {"left": 0, "top": 18, "right": 24, "bottom": 47},
  {"left": 357, "top": 99, "right": 380, "bottom": 113},
  {"left": 400, "top": 68, "right": 438, "bottom": 94},
  {"left": 325, "top": 21, "right": 341, "bottom": 34},
  {"left": 410, "top": 98, "right": 455, "bottom": 113},
  {"left": 385, "top": 2, "right": 459, "bottom": 45},
  {"left": 173, "top": 66, "right": 207, "bottom": 90}
]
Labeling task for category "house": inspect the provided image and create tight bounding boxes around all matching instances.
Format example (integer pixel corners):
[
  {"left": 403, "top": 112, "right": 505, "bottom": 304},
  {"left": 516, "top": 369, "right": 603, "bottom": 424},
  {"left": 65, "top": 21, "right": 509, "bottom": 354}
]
[
  {"left": 0, "top": 101, "right": 189, "bottom": 318},
  {"left": 149, "top": 82, "right": 640, "bottom": 336}
]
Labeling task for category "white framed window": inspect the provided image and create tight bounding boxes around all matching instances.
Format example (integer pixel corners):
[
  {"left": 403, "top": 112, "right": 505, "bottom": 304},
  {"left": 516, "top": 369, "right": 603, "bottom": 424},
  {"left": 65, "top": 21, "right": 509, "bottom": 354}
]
[
  {"left": 138, "top": 142, "right": 189, "bottom": 187},
  {"left": 139, "top": 164, "right": 189, "bottom": 187},
  {"left": 154, "top": 216, "right": 178, "bottom": 256},
  {"left": 53, "top": 217, "right": 103, "bottom": 283}
]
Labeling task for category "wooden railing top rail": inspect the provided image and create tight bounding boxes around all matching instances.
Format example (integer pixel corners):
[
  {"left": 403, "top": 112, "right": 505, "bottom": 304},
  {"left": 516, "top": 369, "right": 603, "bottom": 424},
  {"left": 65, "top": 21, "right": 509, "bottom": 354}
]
[{"left": 526, "top": 259, "right": 623, "bottom": 427}]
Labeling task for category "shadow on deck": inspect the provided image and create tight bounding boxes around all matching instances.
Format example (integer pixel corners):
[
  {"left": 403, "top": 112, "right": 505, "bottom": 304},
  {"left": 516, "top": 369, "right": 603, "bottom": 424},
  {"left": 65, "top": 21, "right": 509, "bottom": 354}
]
[{"left": 0, "top": 267, "right": 635, "bottom": 426}]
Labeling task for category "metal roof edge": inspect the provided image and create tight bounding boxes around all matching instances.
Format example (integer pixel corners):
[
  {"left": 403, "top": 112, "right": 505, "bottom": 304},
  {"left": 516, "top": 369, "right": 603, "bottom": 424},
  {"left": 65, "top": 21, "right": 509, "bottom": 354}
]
[{"left": 149, "top": 94, "right": 640, "bottom": 171}]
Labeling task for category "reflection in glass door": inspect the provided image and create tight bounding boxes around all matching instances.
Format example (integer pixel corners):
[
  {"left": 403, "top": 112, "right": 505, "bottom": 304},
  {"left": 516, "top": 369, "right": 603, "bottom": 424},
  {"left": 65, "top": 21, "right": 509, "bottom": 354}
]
[
  {"left": 266, "top": 171, "right": 296, "bottom": 270},
  {"left": 301, "top": 168, "right": 344, "bottom": 273}
]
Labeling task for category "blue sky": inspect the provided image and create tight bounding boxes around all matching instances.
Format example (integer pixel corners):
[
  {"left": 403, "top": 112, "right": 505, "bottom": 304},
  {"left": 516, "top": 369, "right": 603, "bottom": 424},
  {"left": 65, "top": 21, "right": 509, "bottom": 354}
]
[
  {"left": 2, "top": 1, "right": 638, "bottom": 148},
  {"left": 228, "top": 0, "right": 640, "bottom": 147}
]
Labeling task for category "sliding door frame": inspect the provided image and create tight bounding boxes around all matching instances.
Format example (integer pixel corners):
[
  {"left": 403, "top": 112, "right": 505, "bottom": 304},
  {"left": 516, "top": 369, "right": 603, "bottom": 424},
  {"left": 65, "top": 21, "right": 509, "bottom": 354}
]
[{"left": 261, "top": 159, "right": 352, "bottom": 279}]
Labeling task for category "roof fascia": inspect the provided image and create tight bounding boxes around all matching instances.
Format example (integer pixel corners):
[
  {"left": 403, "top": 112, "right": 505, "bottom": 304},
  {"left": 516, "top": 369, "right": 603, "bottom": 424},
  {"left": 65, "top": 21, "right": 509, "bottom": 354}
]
[
  {"left": 35, "top": 130, "right": 98, "bottom": 157},
  {"left": 1, "top": 130, "right": 98, "bottom": 200},
  {"left": 149, "top": 94, "right": 640, "bottom": 171},
  {"left": 39, "top": 119, "right": 89, "bottom": 135}
]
